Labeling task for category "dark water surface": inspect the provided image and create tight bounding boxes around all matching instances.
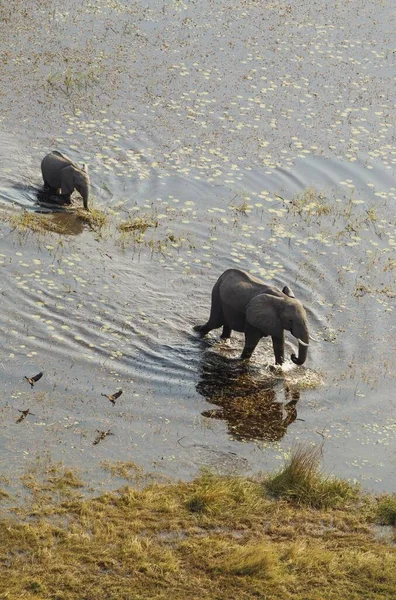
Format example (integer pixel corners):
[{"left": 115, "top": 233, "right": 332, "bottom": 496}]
[{"left": 0, "top": 1, "right": 395, "bottom": 495}]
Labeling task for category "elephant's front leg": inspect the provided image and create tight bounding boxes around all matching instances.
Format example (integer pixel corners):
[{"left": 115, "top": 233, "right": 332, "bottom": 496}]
[
  {"left": 271, "top": 333, "right": 285, "bottom": 365},
  {"left": 241, "top": 324, "right": 262, "bottom": 360}
]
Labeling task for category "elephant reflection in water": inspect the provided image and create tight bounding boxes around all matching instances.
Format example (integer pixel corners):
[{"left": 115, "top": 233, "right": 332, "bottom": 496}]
[{"left": 196, "top": 352, "right": 300, "bottom": 442}]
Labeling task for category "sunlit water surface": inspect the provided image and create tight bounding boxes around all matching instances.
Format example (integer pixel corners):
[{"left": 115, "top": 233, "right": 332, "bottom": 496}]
[{"left": 0, "top": 0, "right": 395, "bottom": 496}]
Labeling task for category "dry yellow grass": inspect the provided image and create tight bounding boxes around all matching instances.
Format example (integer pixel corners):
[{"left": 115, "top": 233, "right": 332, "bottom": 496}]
[{"left": 0, "top": 455, "right": 395, "bottom": 600}]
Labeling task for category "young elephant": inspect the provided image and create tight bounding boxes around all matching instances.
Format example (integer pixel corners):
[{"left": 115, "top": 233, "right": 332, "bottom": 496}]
[
  {"left": 41, "top": 151, "right": 90, "bottom": 210},
  {"left": 194, "top": 269, "right": 309, "bottom": 365}
]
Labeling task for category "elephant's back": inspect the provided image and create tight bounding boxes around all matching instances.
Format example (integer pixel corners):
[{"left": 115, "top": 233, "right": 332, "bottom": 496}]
[
  {"left": 41, "top": 151, "right": 77, "bottom": 171},
  {"left": 41, "top": 151, "right": 76, "bottom": 187},
  {"left": 218, "top": 268, "right": 282, "bottom": 297}
]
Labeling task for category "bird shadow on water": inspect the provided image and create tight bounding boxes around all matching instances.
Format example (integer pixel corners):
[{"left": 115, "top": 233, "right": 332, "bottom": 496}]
[{"left": 196, "top": 349, "right": 300, "bottom": 442}]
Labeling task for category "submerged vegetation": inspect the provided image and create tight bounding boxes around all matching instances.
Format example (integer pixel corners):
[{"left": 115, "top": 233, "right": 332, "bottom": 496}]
[
  {"left": 290, "top": 187, "right": 332, "bottom": 218},
  {"left": 288, "top": 187, "right": 379, "bottom": 230},
  {"left": 47, "top": 66, "right": 100, "bottom": 97},
  {"left": 74, "top": 205, "right": 108, "bottom": 231},
  {"left": 0, "top": 203, "right": 191, "bottom": 255},
  {"left": 2, "top": 204, "right": 108, "bottom": 236},
  {"left": 118, "top": 214, "right": 159, "bottom": 234},
  {"left": 7, "top": 209, "right": 72, "bottom": 235},
  {"left": 1, "top": 447, "right": 395, "bottom": 599}
]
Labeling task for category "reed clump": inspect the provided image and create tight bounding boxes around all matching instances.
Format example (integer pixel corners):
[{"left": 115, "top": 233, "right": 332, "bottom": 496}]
[{"left": 264, "top": 443, "right": 360, "bottom": 508}]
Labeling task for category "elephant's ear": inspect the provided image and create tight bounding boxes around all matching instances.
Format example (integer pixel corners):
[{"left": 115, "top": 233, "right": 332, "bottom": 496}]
[
  {"left": 282, "top": 285, "right": 295, "bottom": 298},
  {"left": 60, "top": 165, "right": 78, "bottom": 196},
  {"left": 246, "top": 294, "right": 283, "bottom": 337}
]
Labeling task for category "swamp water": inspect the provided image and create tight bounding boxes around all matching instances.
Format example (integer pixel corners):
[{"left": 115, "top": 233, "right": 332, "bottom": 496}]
[{"left": 0, "top": 1, "right": 395, "bottom": 497}]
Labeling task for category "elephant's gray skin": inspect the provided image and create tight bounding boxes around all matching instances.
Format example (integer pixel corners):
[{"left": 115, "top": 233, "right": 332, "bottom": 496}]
[
  {"left": 194, "top": 269, "right": 309, "bottom": 365},
  {"left": 41, "top": 151, "right": 90, "bottom": 210}
]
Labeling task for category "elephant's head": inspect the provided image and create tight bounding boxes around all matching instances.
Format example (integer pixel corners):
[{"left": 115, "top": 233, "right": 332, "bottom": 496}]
[
  {"left": 60, "top": 164, "right": 90, "bottom": 210},
  {"left": 246, "top": 292, "right": 309, "bottom": 365}
]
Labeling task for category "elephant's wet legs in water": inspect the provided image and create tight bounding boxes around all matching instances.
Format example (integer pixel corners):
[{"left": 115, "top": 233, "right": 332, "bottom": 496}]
[
  {"left": 241, "top": 329, "right": 285, "bottom": 364},
  {"left": 221, "top": 325, "right": 231, "bottom": 339},
  {"left": 194, "top": 322, "right": 231, "bottom": 340},
  {"left": 240, "top": 324, "right": 263, "bottom": 360},
  {"left": 193, "top": 303, "right": 223, "bottom": 337},
  {"left": 44, "top": 185, "right": 71, "bottom": 205},
  {"left": 271, "top": 334, "right": 285, "bottom": 365}
]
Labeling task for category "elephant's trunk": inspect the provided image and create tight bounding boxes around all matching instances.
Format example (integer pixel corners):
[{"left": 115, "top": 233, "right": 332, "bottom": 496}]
[
  {"left": 76, "top": 173, "right": 90, "bottom": 211},
  {"left": 81, "top": 187, "right": 89, "bottom": 211},
  {"left": 291, "top": 328, "right": 309, "bottom": 365}
]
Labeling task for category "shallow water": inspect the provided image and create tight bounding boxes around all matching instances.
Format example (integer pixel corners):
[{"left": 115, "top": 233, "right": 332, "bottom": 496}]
[{"left": 0, "top": 0, "right": 395, "bottom": 496}]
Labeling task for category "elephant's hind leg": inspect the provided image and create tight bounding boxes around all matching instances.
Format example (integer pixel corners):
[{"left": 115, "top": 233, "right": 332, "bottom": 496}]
[
  {"left": 43, "top": 183, "right": 58, "bottom": 194},
  {"left": 193, "top": 323, "right": 211, "bottom": 334},
  {"left": 220, "top": 325, "right": 231, "bottom": 339},
  {"left": 194, "top": 285, "right": 224, "bottom": 336},
  {"left": 193, "top": 310, "right": 224, "bottom": 336}
]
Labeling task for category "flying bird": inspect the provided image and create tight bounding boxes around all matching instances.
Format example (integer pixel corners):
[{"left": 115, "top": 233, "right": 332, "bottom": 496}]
[
  {"left": 16, "top": 409, "right": 35, "bottom": 423},
  {"left": 101, "top": 389, "right": 123, "bottom": 406},
  {"left": 24, "top": 371, "right": 43, "bottom": 388},
  {"left": 93, "top": 429, "right": 114, "bottom": 445}
]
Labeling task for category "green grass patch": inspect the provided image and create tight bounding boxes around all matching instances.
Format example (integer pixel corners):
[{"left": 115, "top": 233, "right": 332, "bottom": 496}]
[
  {"left": 264, "top": 443, "right": 359, "bottom": 508},
  {"left": 377, "top": 495, "right": 396, "bottom": 526}
]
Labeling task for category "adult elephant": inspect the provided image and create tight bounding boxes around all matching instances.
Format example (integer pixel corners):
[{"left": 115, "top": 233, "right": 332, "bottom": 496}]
[
  {"left": 194, "top": 269, "right": 309, "bottom": 365},
  {"left": 41, "top": 151, "right": 90, "bottom": 210}
]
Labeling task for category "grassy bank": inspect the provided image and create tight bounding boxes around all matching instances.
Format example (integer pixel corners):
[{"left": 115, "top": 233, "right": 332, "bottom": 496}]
[{"left": 1, "top": 447, "right": 395, "bottom": 599}]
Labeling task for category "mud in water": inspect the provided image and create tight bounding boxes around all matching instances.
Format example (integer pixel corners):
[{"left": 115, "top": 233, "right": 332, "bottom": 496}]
[{"left": 0, "top": 1, "right": 395, "bottom": 496}]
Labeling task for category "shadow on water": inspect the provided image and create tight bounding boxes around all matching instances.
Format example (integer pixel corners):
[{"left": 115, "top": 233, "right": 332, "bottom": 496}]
[
  {"left": 2, "top": 185, "right": 86, "bottom": 235},
  {"left": 1, "top": 182, "right": 67, "bottom": 209},
  {"left": 196, "top": 350, "right": 300, "bottom": 442},
  {"left": 34, "top": 187, "right": 72, "bottom": 210}
]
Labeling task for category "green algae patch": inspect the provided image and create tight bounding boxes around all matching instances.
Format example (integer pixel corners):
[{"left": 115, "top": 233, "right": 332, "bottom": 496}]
[{"left": 1, "top": 455, "right": 395, "bottom": 600}]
